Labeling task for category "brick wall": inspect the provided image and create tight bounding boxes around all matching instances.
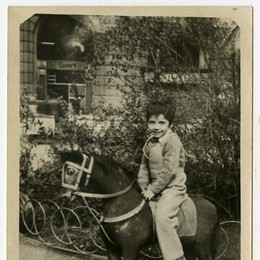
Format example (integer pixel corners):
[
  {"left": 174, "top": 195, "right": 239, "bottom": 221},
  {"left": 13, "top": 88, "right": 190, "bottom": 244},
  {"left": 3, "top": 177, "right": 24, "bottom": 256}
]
[{"left": 20, "top": 15, "right": 39, "bottom": 88}]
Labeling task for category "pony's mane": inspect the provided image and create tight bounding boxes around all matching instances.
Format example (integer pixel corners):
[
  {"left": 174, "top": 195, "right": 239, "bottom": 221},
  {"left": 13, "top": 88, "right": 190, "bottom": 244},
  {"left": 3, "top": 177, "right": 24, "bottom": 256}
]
[
  {"left": 60, "top": 150, "right": 84, "bottom": 164},
  {"left": 60, "top": 150, "right": 134, "bottom": 178},
  {"left": 92, "top": 153, "right": 134, "bottom": 177}
]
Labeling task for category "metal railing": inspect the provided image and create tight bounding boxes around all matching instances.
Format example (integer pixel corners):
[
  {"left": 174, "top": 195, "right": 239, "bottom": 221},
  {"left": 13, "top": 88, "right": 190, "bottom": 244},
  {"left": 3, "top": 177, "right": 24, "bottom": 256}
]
[{"left": 20, "top": 192, "right": 240, "bottom": 259}]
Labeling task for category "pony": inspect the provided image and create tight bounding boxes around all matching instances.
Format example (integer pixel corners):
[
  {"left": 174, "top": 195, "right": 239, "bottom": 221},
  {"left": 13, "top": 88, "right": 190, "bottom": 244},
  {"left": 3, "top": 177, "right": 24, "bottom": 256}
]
[{"left": 60, "top": 151, "right": 218, "bottom": 260}]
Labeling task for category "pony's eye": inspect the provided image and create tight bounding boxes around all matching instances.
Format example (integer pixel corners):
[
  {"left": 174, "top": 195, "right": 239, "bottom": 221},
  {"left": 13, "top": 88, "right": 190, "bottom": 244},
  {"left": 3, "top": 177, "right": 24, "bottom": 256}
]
[{"left": 67, "top": 168, "right": 75, "bottom": 176}]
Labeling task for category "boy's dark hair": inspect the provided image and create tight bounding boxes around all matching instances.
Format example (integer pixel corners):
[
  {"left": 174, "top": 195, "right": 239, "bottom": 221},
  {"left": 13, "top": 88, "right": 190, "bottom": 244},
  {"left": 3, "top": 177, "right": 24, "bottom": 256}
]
[{"left": 146, "top": 100, "right": 176, "bottom": 124}]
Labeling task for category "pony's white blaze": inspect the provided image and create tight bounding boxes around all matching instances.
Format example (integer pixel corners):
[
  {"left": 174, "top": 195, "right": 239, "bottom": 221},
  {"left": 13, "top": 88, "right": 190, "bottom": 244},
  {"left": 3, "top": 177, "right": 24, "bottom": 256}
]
[{"left": 64, "top": 165, "right": 80, "bottom": 186}]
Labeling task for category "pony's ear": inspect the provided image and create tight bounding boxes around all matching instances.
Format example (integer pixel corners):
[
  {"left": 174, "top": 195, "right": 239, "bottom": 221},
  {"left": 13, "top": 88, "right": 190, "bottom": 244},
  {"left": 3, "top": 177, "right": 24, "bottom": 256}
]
[
  {"left": 59, "top": 150, "right": 83, "bottom": 164},
  {"left": 59, "top": 150, "right": 72, "bottom": 163}
]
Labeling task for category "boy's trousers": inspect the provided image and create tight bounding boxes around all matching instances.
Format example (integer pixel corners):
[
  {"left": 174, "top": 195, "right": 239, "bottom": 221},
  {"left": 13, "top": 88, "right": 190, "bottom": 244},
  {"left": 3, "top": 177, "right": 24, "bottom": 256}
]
[{"left": 149, "top": 186, "right": 188, "bottom": 260}]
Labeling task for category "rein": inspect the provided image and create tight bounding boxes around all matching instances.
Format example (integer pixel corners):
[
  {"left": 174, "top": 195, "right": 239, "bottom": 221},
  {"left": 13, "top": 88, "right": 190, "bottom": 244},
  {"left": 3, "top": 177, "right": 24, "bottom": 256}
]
[
  {"left": 73, "top": 179, "right": 136, "bottom": 199},
  {"left": 74, "top": 178, "right": 146, "bottom": 223}
]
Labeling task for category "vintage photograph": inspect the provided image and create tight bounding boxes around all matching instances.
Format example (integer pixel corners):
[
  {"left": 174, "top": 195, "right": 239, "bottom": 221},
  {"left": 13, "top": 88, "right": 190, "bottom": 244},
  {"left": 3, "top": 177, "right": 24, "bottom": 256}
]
[{"left": 9, "top": 7, "right": 252, "bottom": 260}]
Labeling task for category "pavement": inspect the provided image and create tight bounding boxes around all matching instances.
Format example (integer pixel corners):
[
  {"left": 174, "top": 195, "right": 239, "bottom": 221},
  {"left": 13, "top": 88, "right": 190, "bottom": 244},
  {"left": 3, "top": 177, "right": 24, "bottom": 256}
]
[{"left": 19, "top": 235, "right": 107, "bottom": 260}]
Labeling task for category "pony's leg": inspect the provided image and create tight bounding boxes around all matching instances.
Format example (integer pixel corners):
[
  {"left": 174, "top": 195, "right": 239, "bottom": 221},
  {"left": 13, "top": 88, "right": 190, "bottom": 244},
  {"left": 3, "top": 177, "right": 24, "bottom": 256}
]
[
  {"left": 106, "top": 247, "right": 121, "bottom": 260},
  {"left": 101, "top": 231, "right": 121, "bottom": 260},
  {"left": 103, "top": 241, "right": 121, "bottom": 260},
  {"left": 182, "top": 243, "right": 197, "bottom": 260},
  {"left": 192, "top": 197, "right": 217, "bottom": 260},
  {"left": 195, "top": 224, "right": 217, "bottom": 260},
  {"left": 121, "top": 247, "right": 139, "bottom": 260},
  {"left": 196, "top": 242, "right": 213, "bottom": 260}
]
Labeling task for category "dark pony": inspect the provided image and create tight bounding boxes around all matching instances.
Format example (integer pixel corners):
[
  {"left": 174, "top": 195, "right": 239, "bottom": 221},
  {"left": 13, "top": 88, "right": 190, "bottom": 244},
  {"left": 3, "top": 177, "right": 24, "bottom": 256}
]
[{"left": 60, "top": 151, "right": 218, "bottom": 260}]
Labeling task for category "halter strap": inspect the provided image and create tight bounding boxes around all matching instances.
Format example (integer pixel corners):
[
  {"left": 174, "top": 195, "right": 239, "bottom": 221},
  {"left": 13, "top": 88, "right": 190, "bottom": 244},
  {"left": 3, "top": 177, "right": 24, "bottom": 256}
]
[{"left": 64, "top": 160, "right": 93, "bottom": 174}]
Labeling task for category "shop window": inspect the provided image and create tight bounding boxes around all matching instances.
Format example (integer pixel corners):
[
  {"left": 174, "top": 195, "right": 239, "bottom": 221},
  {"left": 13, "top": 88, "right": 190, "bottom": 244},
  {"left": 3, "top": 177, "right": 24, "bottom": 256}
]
[
  {"left": 37, "top": 15, "right": 94, "bottom": 62},
  {"left": 36, "top": 15, "right": 94, "bottom": 116}
]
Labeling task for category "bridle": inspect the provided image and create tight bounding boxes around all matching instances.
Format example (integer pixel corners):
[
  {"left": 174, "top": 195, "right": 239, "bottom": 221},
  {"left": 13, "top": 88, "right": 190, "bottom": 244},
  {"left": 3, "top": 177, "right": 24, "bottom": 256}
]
[
  {"left": 61, "top": 153, "right": 146, "bottom": 222},
  {"left": 62, "top": 153, "right": 136, "bottom": 199},
  {"left": 62, "top": 153, "right": 94, "bottom": 191}
]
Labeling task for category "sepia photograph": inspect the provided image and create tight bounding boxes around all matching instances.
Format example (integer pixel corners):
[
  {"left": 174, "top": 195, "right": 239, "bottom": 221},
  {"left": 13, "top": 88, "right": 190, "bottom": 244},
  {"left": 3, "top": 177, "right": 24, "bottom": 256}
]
[{"left": 7, "top": 6, "right": 252, "bottom": 260}]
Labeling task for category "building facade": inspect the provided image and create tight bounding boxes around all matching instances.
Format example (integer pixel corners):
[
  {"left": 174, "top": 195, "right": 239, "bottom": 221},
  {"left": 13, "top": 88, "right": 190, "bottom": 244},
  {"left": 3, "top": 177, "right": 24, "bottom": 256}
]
[
  {"left": 20, "top": 14, "right": 239, "bottom": 119},
  {"left": 20, "top": 14, "right": 144, "bottom": 115}
]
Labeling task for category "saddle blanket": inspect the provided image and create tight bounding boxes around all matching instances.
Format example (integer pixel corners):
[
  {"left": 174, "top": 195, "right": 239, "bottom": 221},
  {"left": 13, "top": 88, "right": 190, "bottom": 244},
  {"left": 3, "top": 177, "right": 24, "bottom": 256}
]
[
  {"left": 150, "top": 196, "right": 197, "bottom": 238},
  {"left": 177, "top": 196, "right": 197, "bottom": 237}
]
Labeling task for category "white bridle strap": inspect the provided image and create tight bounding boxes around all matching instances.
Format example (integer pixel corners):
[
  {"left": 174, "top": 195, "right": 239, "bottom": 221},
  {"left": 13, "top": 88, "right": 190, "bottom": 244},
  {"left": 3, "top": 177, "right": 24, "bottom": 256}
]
[
  {"left": 62, "top": 154, "right": 94, "bottom": 190},
  {"left": 65, "top": 155, "right": 94, "bottom": 174}
]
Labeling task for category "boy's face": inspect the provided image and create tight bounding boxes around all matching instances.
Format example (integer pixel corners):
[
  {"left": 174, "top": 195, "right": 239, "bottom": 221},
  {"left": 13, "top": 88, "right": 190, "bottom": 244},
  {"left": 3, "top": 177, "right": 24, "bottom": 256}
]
[{"left": 148, "top": 114, "right": 171, "bottom": 139}]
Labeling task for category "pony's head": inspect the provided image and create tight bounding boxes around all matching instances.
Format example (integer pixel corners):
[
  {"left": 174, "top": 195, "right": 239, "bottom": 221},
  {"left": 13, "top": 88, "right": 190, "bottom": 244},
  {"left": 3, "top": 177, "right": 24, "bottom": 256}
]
[
  {"left": 59, "top": 150, "right": 94, "bottom": 199},
  {"left": 59, "top": 150, "right": 135, "bottom": 200}
]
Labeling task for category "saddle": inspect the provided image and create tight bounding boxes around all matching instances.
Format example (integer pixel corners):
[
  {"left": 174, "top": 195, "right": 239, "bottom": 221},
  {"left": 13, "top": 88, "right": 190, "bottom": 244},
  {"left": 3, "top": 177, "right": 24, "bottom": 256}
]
[{"left": 177, "top": 196, "right": 197, "bottom": 238}]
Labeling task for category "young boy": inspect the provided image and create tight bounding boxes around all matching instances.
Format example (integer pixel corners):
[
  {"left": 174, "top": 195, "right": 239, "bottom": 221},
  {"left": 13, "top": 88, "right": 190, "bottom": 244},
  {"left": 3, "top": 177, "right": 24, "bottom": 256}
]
[{"left": 138, "top": 101, "right": 187, "bottom": 260}]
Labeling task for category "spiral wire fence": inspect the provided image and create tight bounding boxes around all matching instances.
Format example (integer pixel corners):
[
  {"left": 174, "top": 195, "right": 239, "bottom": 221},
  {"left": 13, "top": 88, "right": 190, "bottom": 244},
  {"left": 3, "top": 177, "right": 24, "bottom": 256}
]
[{"left": 20, "top": 192, "right": 240, "bottom": 259}]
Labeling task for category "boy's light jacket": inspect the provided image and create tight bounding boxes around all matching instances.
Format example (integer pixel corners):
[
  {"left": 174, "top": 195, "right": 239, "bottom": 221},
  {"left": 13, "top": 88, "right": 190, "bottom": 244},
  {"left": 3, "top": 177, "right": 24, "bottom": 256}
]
[{"left": 138, "top": 129, "right": 187, "bottom": 195}]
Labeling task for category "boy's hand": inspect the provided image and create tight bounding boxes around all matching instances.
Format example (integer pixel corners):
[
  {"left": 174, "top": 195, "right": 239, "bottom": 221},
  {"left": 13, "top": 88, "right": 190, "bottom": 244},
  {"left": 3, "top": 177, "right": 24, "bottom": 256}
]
[{"left": 142, "top": 186, "right": 155, "bottom": 200}]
